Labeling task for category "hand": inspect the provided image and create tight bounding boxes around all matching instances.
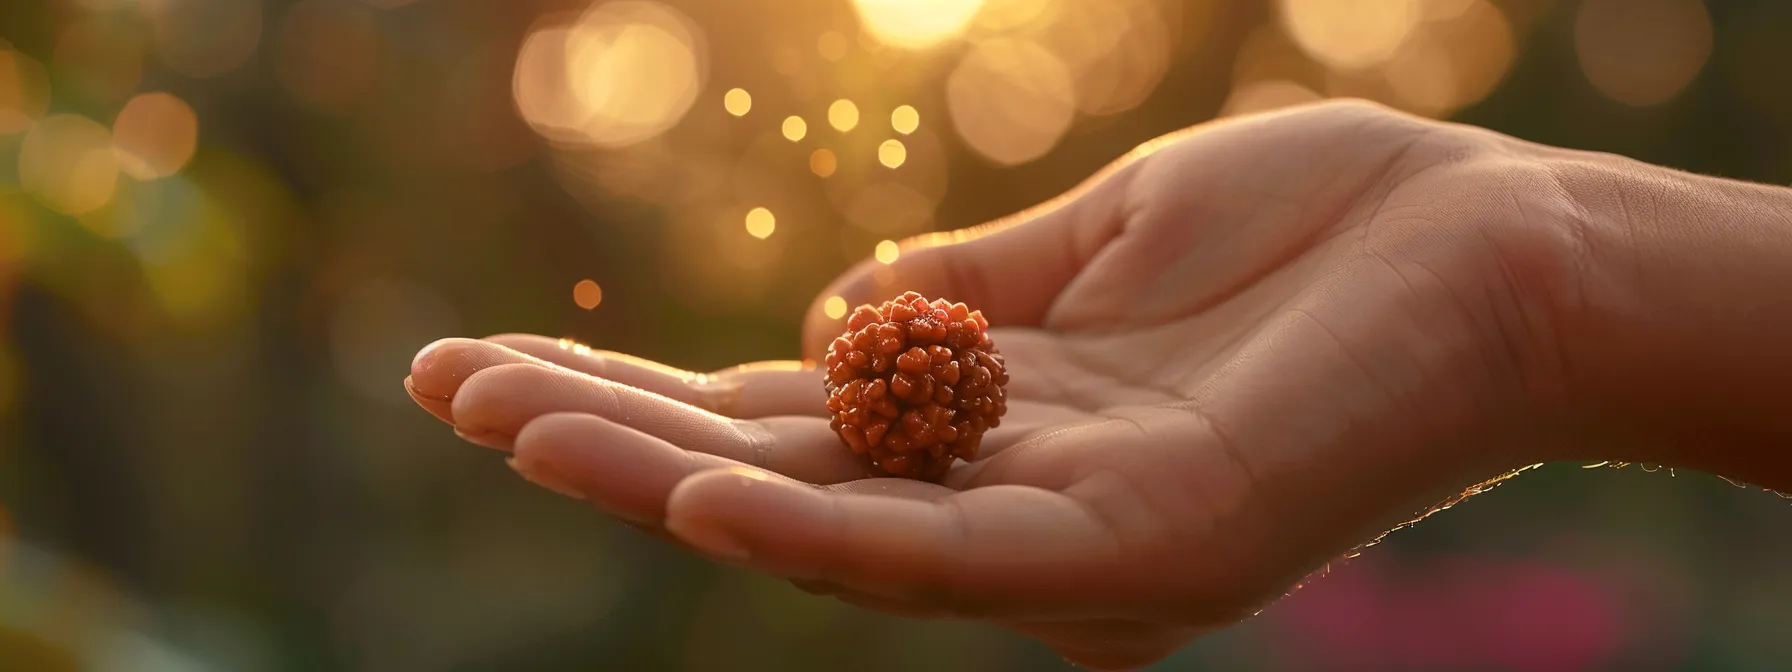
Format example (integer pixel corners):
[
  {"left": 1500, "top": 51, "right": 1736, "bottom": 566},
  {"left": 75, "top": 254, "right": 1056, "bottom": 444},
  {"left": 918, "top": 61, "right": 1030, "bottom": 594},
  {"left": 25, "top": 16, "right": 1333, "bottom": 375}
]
[{"left": 405, "top": 101, "right": 1591, "bottom": 670}]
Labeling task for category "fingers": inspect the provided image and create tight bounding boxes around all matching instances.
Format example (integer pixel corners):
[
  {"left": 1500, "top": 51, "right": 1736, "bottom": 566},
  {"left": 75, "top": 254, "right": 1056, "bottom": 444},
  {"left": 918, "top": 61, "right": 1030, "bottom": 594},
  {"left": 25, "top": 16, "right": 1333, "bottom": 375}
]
[
  {"left": 799, "top": 158, "right": 1139, "bottom": 360},
  {"left": 661, "top": 467, "right": 1145, "bottom": 621},
  {"left": 507, "top": 412, "right": 767, "bottom": 523},
  {"left": 481, "top": 334, "right": 827, "bottom": 418},
  {"left": 407, "top": 337, "right": 828, "bottom": 424},
  {"left": 454, "top": 366, "right": 872, "bottom": 483},
  {"left": 407, "top": 338, "right": 530, "bottom": 423}
]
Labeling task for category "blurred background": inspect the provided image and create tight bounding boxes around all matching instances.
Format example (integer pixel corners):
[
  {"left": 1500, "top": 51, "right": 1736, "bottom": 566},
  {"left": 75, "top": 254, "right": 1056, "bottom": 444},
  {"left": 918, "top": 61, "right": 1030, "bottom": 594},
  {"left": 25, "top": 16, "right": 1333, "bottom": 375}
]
[{"left": 2, "top": 0, "right": 1791, "bottom": 669}]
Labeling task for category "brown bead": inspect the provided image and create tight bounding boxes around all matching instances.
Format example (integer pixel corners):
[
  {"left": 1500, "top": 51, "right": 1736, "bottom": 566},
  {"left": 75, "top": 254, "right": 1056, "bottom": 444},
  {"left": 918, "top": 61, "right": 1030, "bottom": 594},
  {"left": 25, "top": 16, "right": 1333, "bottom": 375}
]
[{"left": 823, "top": 294, "right": 1010, "bottom": 482}]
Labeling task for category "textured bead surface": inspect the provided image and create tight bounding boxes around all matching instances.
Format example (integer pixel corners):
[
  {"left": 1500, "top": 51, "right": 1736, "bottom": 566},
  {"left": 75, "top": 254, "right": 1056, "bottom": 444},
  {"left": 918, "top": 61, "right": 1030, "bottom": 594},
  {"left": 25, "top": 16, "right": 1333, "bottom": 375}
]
[{"left": 824, "top": 292, "right": 1009, "bottom": 481}]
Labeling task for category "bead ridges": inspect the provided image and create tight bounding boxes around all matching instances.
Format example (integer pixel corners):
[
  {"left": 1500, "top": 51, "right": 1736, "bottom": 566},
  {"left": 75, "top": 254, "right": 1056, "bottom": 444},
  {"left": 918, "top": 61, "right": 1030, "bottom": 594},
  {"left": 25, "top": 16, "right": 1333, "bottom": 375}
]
[{"left": 824, "top": 292, "right": 1009, "bottom": 481}]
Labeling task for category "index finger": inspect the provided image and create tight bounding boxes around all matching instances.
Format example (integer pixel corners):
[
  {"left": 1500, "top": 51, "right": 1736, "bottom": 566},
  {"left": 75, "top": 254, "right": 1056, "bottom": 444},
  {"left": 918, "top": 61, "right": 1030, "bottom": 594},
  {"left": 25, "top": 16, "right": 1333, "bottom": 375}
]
[{"left": 484, "top": 334, "right": 828, "bottom": 419}]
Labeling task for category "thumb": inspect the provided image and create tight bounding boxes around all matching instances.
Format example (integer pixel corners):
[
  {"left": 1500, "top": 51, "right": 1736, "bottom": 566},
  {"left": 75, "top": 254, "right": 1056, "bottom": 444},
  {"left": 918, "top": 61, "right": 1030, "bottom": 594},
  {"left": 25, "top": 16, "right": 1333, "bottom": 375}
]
[{"left": 800, "top": 157, "right": 1141, "bottom": 360}]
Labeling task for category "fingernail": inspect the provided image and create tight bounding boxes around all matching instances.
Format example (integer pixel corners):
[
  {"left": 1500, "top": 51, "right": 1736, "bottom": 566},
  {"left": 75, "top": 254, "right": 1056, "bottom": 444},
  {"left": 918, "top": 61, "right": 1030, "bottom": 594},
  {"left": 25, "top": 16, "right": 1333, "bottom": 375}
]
[
  {"left": 666, "top": 516, "right": 752, "bottom": 562},
  {"left": 506, "top": 457, "right": 586, "bottom": 501},
  {"left": 455, "top": 427, "right": 514, "bottom": 451}
]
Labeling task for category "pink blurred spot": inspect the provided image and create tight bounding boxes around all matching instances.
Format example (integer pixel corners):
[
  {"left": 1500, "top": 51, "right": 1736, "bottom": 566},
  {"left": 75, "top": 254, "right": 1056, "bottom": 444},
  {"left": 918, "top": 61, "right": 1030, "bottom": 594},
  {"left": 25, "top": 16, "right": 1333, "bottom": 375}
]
[{"left": 1273, "top": 555, "right": 1628, "bottom": 672}]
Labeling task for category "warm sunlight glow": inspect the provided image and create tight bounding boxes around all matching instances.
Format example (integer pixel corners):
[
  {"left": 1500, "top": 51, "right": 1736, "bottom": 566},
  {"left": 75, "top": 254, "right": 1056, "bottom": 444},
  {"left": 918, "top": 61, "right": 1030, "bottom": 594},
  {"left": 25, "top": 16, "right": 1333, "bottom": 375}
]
[
  {"left": 877, "top": 139, "right": 907, "bottom": 168},
  {"left": 724, "top": 87, "right": 751, "bottom": 116},
  {"left": 1574, "top": 0, "right": 1711, "bottom": 107},
  {"left": 112, "top": 92, "right": 200, "bottom": 179},
  {"left": 782, "top": 115, "right": 808, "bottom": 141},
  {"left": 1278, "top": 0, "right": 1419, "bottom": 70},
  {"left": 875, "top": 239, "right": 900, "bottom": 264},
  {"left": 828, "top": 99, "right": 860, "bottom": 132},
  {"left": 850, "top": 0, "right": 985, "bottom": 50},
  {"left": 19, "top": 114, "right": 119, "bottom": 215},
  {"left": 891, "top": 104, "right": 919, "bottom": 134},
  {"left": 513, "top": 2, "right": 706, "bottom": 147},
  {"left": 809, "top": 148, "right": 838, "bottom": 177},
  {"left": 824, "top": 296, "right": 848, "bottom": 319},
  {"left": 745, "top": 207, "right": 776, "bottom": 239},
  {"left": 573, "top": 279, "right": 603, "bottom": 310},
  {"left": 946, "top": 38, "right": 1075, "bottom": 165}
]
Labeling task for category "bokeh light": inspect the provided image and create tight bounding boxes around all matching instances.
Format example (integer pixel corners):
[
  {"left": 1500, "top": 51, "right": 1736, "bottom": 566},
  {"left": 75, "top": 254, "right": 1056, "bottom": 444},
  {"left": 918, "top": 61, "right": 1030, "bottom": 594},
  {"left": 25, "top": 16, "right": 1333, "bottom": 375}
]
[
  {"left": 975, "top": 0, "right": 1053, "bottom": 31},
  {"left": 52, "top": 19, "right": 145, "bottom": 105},
  {"left": 0, "top": 50, "right": 51, "bottom": 135},
  {"left": 513, "top": 2, "right": 708, "bottom": 147},
  {"left": 1038, "top": 0, "right": 1176, "bottom": 117},
  {"left": 809, "top": 148, "right": 837, "bottom": 177},
  {"left": 891, "top": 105, "right": 919, "bottom": 134},
  {"left": 723, "top": 87, "right": 751, "bottom": 116},
  {"left": 781, "top": 115, "right": 807, "bottom": 141},
  {"left": 1379, "top": 0, "right": 1514, "bottom": 118},
  {"left": 874, "top": 239, "right": 899, "bottom": 264},
  {"left": 744, "top": 207, "right": 776, "bottom": 239},
  {"left": 877, "top": 139, "right": 907, "bottom": 168},
  {"left": 112, "top": 92, "right": 200, "bottom": 180},
  {"left": 1279, "top": 0, "right": 1417, "bottom": 70},
  {"left": 850, "top": 0, "right": 985, "bottom": 50},
  {"left": 1574, "top": 0, "right": 1712, "bottom": 107},
  {"left": 3, "top": 0, "right": 1790, "bottom": 669},
  {"left": 19, "top": 114, "right": 119, "bottom": 215},
  {"left": 142, "top": 0, "right": 264, "bottom": 79},
  {"left": 946, "top": 38, "right": 1076, "bottom": 165},
  {"left": 842, "top": 181, "right": 933, "bottom": 236},
  {"left": 1221, "top": 79, "right": 1324, "bottom": 117},
  {"left": 817, "top": 31, "right": 850, "bottom": 61},
  {"left": 272, "top": 0, "right": 382, "bottom": 112},
  {"left": 828, "top": 99, "right": 860, "bottom": 132},
  {"left": 572, "top": 279, "right": 603, "bottom": 310}
]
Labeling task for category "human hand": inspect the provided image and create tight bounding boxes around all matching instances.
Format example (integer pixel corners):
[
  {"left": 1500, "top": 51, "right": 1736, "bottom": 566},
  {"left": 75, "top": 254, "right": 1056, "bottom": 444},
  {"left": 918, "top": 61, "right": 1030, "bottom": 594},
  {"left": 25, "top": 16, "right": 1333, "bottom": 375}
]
[{"left": 406, "top": 101, "right": 1597, "bottom": 670}]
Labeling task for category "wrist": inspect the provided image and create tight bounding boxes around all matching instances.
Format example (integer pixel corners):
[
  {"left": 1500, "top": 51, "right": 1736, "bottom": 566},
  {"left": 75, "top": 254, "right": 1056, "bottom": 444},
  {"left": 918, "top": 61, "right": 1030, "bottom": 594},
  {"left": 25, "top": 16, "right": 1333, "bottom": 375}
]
[{"left": 1546, "top": 153, "right": 1792, "bottom": 488}]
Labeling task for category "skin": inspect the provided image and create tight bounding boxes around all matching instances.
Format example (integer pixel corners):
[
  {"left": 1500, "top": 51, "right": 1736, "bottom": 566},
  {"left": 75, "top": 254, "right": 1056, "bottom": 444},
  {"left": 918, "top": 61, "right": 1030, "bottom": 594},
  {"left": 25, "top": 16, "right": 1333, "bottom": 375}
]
[{"left": 404, "top": 101, "right": 1792, "bottom": 670}]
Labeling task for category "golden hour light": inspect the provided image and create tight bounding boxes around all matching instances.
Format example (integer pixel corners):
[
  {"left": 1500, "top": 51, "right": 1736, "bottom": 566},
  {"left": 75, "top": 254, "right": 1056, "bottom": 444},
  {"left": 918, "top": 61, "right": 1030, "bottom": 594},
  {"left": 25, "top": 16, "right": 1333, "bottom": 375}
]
[
  {"left": 745, "top": 207, "right": 776, "bottom": 239},
  {"left": 817, "top": 30, "right": 850, "bottom": 61},
  {"left": 810, "top": 148, "right": 838, "bottom": 177},
  {"left": 724, "top": 87, "right": 752, "bottom": 116},
  {"left": 782, "top": 115, "right": 808, "bottom": 141},
  {"left": 1278, "top": 0, "right": 1418, "bottom": 70},
  {"left": 828, "top": 99, "right": 860, "bottom": 132},
  {"left": 19, "top": 114, "right": 120, "bottom": 215},
  {"left": 891, "top": 104, "right": 919, "bottom": 134},
  {"left": 875, "top": 240, "right": 900, "bottom": 264},
  {"left": 975, "top": 0, "right": 1052, "bottom": 30},
  {"left": 1378, "top": 0, "right": 1514, "bottom": 118},
  {"left": 573, "top": 279, "right": 604, "bottom": 310},
  {"left": 947, "top": 38, "right": 1076, "bottom": 165},
  {"left": 20, "top": 115, "right": 120, "bottom": 215},
  {"left": 113, "top": 92, "right": 200, "bottom": 180},
  {"left": 824, "top": 296, "right": 848, "bottom": 319},
  {"left": 0, "top": 50, "right": 51, "bottom": 135},
  {"left": 513, "top": 2, "right": 707, "bottom": 147},
  {"left": 851, "top": 0, "right": 984, "bottom": 50},
  {"left": 878, "top": 139, "right": 907, "bottom": 168},
  {"left": 1574, "top": 0, "right": 1712, "bottom": 107},
  {"left": 1221, "top": 79, "right": 1324, "bottom": 117}
]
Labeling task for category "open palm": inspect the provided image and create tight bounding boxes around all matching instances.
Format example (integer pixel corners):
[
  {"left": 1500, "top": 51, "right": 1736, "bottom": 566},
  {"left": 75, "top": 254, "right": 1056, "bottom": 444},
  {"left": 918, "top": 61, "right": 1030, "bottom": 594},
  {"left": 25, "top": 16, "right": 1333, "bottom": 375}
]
[{"left": 407, "top": 101, "right": 1578, "bottom": 670}]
